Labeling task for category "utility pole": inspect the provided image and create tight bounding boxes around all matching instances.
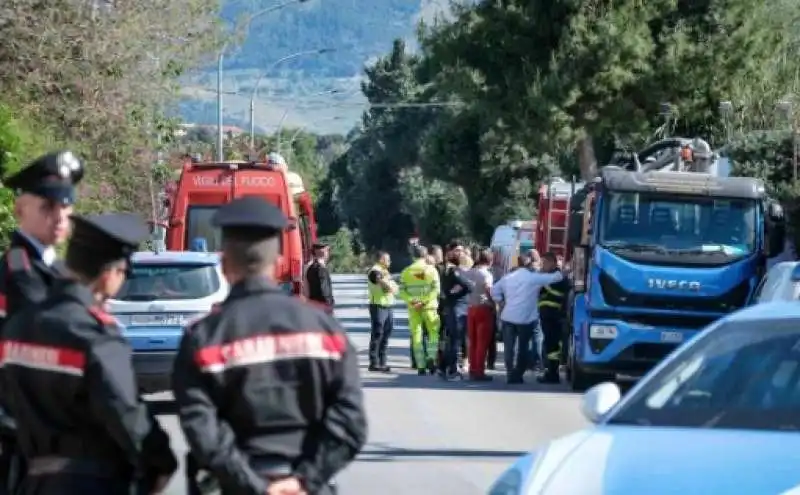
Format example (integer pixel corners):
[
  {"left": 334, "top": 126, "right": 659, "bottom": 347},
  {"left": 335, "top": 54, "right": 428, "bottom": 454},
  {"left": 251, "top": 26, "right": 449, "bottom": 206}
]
[
  {"left": 778, "top": 101, "right": 797, "bottom": 181},
  {"left": 248, "top": 48, "right": 336, "bottom": 150},
  {"left": 216, "top": 0, "right": 310, "bottom": 161}
]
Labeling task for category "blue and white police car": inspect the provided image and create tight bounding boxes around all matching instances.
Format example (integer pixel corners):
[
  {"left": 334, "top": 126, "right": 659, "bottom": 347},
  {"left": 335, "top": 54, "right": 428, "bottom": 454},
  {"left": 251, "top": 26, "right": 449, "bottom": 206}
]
[
  {"left": 490, "top": 302, "right": 800, "bottom": 495},
  {"left": 108, "top": 250, "right": 227, "bottom": 394}
]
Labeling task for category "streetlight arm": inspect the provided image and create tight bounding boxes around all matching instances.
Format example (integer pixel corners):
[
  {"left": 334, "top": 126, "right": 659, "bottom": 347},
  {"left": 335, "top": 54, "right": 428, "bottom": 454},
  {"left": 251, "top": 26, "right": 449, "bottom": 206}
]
[
  {"left": 217, "top": 0, "right": 308, "bottom": 161},
  {"left": 218, "top": 0, "right": 307, "bottom": 60},
  {"left": 251, "top": 48, "right": 336, "bottom": 101}
]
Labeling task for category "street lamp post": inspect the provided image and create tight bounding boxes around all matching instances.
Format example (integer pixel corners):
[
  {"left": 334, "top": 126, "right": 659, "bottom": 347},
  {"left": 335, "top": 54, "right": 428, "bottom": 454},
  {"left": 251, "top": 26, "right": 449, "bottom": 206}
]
[
  {"left": 719, "top": 100, "right": 734, "bottom": 147},
  {"left": 216, "top": 0, "right": 310, "bottom": 161},
  {"left": 249, "top": 48, "right": 336, "bottom": 150},
  {"left": 778, "top": 100, "right": 798, "bottom": 182}
]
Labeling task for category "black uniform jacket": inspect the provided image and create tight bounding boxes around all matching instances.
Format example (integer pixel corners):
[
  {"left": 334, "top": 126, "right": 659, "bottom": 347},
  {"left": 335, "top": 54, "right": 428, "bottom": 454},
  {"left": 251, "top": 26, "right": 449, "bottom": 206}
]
[
  {"left": 0, "top": 280, "right": 177, "bottom": 482},
  {"left": 0, "top": 231, "right": 64, "bottom": 330},
  {"left": 305, "top": 260, "right": 334, "bottom": 307},
  {"left": 172, "top": 276, "right": 367, "bottom": 494}
]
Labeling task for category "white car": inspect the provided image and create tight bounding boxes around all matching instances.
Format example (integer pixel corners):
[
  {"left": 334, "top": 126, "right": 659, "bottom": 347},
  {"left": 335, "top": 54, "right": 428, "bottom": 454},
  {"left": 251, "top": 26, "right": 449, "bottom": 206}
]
[
  {"left": 750, "top": 261, "right": 800, "bottom": 304},
  {"left": 108, "top": 251, "right": 228, "bottom": 393},
  {"left": 490, "top": 302, "right": 800, "bottom": 494}
]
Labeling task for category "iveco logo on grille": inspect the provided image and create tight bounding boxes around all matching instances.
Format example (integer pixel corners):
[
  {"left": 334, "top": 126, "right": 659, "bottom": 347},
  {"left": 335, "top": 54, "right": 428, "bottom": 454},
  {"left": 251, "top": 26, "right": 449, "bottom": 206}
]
[{"left": 647, "top": 279, "right": 701, "bottom": 291}]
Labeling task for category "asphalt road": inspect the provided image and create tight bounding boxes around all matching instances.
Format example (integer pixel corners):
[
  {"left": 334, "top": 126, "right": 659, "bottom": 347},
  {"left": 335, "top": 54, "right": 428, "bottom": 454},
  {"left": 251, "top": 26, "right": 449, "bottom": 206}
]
[{"left": 155, "top": 274, "right": 589, "bottom": 494}]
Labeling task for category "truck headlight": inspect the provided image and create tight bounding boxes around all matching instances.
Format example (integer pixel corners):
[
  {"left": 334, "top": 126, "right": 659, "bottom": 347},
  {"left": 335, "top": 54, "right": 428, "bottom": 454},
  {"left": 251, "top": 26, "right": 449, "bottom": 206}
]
[
  {"left": 488, "top": 469, "right": 523, "bottom": 495},
  {"left": 589, "top": 324, "right": 617, "bottom": 339}
]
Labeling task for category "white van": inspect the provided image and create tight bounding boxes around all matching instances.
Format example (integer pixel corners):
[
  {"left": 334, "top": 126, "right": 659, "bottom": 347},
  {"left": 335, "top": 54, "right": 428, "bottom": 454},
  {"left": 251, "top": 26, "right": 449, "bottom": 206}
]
[
  {"left": 490, "top": 221, "right": 535, "bottom": 282},
  {"left": 751, "top": 261, "right": 800, "bottom": 304}
]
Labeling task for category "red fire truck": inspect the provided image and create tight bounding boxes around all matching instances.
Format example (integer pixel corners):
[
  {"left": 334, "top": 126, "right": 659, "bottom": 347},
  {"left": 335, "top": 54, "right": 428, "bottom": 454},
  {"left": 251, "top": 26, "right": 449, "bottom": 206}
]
[
  {"left": 536, "top": 178, "right": 585, "bottom": 260},
  {"left": 161, "top": 155, "right": 318, "bottom": 295}
]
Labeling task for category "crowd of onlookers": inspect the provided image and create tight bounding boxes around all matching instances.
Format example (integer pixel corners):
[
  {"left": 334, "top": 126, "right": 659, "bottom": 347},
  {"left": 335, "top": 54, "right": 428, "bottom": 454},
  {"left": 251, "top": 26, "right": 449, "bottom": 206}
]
[{"left": 367, "top": 240, "right": 568, "bottom": 385}]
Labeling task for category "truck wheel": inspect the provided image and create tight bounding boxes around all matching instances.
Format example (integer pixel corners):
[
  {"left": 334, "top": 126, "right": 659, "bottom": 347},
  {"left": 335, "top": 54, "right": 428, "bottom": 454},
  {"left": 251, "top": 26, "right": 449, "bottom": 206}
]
[
  {"left": 571, "top": 363, "right": 601, "bottom": 392},
  {"left": 568, "top": 345, "right": 608, "bottom": 392}
]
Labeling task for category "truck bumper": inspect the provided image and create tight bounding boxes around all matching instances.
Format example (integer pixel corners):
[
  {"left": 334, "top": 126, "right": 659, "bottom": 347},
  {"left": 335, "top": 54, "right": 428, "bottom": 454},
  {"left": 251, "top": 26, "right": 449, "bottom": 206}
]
[{"left": 575, "top": 317, "right": 703, "bottom": 377}]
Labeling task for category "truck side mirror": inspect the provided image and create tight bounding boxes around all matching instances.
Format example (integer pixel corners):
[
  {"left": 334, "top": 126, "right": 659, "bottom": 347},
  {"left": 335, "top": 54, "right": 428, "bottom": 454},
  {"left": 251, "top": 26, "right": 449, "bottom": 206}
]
[
  {"left": 572, "top": 247, "right": 588, "bottom": 292},
  {"left": 766, "top": 200, "right": 786, "bottom": 258},
  {"left": 767, "top": 222, "right": 787, "bottom": 258},
  {"left": 579, "top": 193, "right": 595, "bottom": 247},
  {"left": 568, "top": 212, "right": 583, "bottom": 246},
  {"left": 768, "top": 202, "right": 784, "bottom": 222}
]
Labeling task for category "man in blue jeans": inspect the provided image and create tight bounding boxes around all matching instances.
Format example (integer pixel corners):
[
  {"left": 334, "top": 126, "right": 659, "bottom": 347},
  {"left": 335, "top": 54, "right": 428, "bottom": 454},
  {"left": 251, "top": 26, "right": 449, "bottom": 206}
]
[{"left": 491, "top": 260, "right": 564, "bottom": 384}]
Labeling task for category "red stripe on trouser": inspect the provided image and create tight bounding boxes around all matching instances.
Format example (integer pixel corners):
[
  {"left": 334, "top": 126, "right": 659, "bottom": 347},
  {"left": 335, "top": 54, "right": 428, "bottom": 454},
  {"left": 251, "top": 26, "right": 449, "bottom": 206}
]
[{"left": 467, "top": 305, "right": 493, "bottom": 377}]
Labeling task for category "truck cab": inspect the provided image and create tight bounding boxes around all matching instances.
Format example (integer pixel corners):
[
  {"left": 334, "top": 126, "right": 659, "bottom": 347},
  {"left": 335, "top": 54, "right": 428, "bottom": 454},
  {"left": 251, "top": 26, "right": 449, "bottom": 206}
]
[
  {"left": 566, "top": 137, "right": 786, "bottom": 390},
  {"left": 163, "top": 155, "right": 317, "bottom": 295}
]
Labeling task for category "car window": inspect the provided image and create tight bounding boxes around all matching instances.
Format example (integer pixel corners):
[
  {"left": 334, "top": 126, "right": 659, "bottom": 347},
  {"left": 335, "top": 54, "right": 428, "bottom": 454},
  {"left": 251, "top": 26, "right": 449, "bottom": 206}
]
[
  {"left": 608, "top": 318, "right": 800, "bottom": 431},
  {"left": 116, "top": 263, "right": 221, "bottom": 301}
]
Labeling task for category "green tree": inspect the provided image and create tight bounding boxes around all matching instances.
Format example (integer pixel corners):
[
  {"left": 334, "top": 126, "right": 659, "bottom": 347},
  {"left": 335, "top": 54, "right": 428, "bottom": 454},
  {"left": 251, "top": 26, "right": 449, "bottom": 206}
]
[
  {"left": 324, "top": 227, "right": 366, "bottom": 274},
  {"left": 0, "top": 103, "right": 62, "bottom": 248},
  {"left": 419, "top": 0, "right": 800, "bottom": 181},
  {"left": 728, "top": 131, "right": 800, "bottom": 250}
]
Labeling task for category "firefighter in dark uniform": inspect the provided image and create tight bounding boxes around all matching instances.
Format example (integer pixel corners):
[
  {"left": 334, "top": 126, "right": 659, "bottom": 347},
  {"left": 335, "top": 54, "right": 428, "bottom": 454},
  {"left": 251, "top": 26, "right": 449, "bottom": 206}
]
[
  {"left": 0, "top": 151, "right": 84, "bottom": 494},
  {"left": 0, "top": 212, "right": 178, "bottom": 495},
  {"left": 172, "top": 196, "right": 367, "bottom": 495},
  {"left": 537, "top": 252, "right": 569, "bottom": 384}
]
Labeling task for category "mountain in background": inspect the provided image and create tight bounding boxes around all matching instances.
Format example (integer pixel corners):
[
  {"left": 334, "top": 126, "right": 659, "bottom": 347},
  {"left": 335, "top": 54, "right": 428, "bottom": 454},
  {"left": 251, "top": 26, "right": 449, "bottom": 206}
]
[{"left": 178, "top": 0, "right": 456, "bottom": 135}]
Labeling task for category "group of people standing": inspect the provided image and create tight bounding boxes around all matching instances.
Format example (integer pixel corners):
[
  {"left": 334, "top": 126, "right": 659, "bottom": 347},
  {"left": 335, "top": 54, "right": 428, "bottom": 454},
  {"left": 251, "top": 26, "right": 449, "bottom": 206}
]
[
  {"left": 0, "top": 151, "right": 365, "bottom": 494},
  {"left": 365, "top": 239, "right": 570, "bottom": 385}
]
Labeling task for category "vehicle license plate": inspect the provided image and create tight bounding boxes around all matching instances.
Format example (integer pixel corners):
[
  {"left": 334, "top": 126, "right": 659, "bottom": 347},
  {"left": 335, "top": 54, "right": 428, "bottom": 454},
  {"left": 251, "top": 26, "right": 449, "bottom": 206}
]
[
  {"left": 130, "top": 313, "right": 184, "bottom": 326},
  {"left": 660, "top": 331, "right": 683, "bottom": 343}
]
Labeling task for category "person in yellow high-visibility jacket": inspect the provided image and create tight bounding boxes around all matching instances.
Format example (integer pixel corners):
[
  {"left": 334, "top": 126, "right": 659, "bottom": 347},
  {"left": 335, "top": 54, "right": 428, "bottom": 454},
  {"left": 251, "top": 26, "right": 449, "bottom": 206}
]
[{"left": 398, "top": 245, "right": 441, "bottom": 375}]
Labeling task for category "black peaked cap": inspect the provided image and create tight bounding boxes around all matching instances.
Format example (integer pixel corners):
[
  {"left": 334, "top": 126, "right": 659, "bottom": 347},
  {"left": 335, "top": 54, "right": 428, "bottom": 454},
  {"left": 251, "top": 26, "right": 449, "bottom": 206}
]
[
  {"left": 212, "top": 196, "right": 288, "bottom": 241},
  {"left": 4, "top": 150, "right": 85, "bottom": 205},
  {"left": 70, "top": 213, "right": 149, "bottom": 262}
]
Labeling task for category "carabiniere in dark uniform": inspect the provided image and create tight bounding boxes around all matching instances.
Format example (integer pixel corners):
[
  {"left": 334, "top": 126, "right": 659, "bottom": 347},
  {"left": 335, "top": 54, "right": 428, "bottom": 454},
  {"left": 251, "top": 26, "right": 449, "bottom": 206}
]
[
  {"left": 0, "top": 213, "right": 178, "bottom": 495},
  {"left": 0, "top": 151, "right": 84, "bottom": 494},
  {"left": 172, "top": 196, "right": 367, "bottom": 495}
]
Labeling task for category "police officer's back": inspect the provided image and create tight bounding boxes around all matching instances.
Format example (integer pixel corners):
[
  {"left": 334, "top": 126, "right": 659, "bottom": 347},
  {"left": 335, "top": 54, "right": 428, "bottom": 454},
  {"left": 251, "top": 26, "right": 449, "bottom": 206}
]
[
  {"left": 172, "top": 196, "right": 367, "bottom": 495},
  {"left": 0, "top": 151, "right": 84, "bottom": 326},
  {"left": 0, "top": 213, "right": 178, "bottom": 494}
]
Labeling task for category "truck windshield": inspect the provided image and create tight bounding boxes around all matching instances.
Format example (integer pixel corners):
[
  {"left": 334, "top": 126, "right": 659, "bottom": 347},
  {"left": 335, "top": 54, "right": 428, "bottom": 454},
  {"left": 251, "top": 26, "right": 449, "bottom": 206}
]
[
  {"left": 599, "top": 192, "right": 757, "bottom": 260},
  {"left": 185, "top": 203, "right": 284, "bottom": 253},
  {"left": 186, "top": 206, "right": 223, "bottom": 251}
]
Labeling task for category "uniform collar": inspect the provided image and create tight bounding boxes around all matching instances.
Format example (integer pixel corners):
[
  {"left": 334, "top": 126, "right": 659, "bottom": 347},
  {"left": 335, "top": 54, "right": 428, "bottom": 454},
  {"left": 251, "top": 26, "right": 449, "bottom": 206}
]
[
  {"left": 16, "top": 229, "right": 56, "bottom": 266},
  {"left": 227, "top": 275, "right": 280, "bottom": 301},
  {"left": 55, "top": 279, "right": 98, "bottom": 308}
]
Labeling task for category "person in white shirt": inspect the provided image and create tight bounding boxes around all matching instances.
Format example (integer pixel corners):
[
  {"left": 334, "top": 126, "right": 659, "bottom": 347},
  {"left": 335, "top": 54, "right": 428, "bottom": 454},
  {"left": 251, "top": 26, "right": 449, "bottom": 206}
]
[{"left": 491, "top": 264, "right": 563, "bottom": 384}]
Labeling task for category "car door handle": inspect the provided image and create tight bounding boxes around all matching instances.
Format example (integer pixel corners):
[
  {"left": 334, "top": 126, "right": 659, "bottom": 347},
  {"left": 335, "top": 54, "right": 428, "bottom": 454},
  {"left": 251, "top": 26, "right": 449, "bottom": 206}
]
[{"left": 148, "top": 338, "right": 166, "bottom": 344}]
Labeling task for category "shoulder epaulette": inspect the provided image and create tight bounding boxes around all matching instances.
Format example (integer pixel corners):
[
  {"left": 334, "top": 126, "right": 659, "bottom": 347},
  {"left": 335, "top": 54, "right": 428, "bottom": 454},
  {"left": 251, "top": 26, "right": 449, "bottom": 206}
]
[
  {"left": 87, "top": 306, "right": 117, "bottom": 326},
  {"left": 6, "top": 248, "right": 31, "bottom": 274}
]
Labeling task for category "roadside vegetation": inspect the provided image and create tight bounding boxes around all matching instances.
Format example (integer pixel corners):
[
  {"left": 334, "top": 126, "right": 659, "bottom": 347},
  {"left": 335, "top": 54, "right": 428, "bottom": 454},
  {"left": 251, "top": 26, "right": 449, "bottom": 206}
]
[{"left": 318, "top": 0, "right": 800, "bottom": 268}]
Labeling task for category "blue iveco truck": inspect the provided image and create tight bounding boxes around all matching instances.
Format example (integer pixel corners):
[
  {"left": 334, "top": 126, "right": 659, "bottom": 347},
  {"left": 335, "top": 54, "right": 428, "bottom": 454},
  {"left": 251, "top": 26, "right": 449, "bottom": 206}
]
[{"left": 564, "top": 137, "right": 787, "bottom": 391}]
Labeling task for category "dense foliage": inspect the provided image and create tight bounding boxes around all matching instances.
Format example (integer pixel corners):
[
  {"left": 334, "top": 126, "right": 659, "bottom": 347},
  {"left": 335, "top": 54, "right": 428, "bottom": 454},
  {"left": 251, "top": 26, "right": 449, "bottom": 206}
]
[
  {"left": 319, "top": 0, "right": 800, "bottom": 261},
  {"left": 0, "top": 0, "right": 224, "bottom": 226}
]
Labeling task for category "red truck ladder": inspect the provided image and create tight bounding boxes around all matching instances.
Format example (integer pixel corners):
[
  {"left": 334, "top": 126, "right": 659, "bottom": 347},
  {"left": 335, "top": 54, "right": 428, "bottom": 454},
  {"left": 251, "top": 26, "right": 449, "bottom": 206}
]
[{"left": 544, "top": 180, "right": 575, "bottom": 257}]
